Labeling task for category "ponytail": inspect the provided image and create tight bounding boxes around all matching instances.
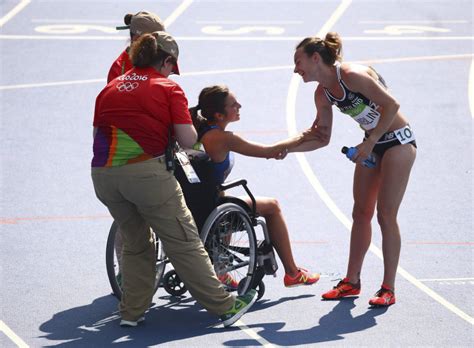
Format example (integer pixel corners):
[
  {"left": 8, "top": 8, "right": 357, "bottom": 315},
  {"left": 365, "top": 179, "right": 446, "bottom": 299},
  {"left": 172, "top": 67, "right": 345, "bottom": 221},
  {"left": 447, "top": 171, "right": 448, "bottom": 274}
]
[
  {"left": 296, "top": 31, "right": 343, "bottom": 65},
  {"left": 129, "top": 33, "right": 175, "bottom": 68}
]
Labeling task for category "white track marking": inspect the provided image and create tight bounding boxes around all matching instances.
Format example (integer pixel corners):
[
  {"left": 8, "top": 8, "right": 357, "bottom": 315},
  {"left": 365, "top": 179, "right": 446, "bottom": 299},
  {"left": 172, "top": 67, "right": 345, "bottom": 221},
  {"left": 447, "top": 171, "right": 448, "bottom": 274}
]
[
  {"left": 0, "top": 321, "right": 29, "bottom": 348},
  {"left": 418, "top": 278, "right": 474, "bottom": 282},
  {"left": 285, "top": 1, "right": 474, "bottom": 327},
  {"left": 0, "top": 0, "right": 30, "bottom": 27},
  {"left": 164, "top": 0, "right": 194, "bottom": 28},
  {"left": 2, "top": 54, "right": 472, "bottom": 91},
  {"left": 235, "top": 320, "right": 275, "bottom": 347},
  {"left": 360, "top": 20, "right": 468, "bottom": 24},
  {"left": 0, "top": 35, "right": 473, "bottom": 41}
]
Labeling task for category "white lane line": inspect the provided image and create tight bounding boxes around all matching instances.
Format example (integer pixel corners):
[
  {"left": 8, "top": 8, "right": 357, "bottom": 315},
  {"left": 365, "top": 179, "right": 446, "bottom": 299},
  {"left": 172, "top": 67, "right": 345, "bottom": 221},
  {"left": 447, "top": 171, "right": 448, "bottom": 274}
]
[
  {"left": 2, "top": 54, "right": 472, "bottom": 91},
  {"left": 0, "top": 35, "right": 473, "bottom": 41},
  {"left": 0, "top": 0, "right": 30, "bottom": 27},
  {"left": 0, "top": 320, "right": 29, "bottom": 348},
  {"left": 418, "top": 278, "right": 474, "bottom": 282},
  {"left": 285, "top": 1, "right": 474, "bottom": 327},
  {"left": 31, "top": 19, "right": 118, "bottom": 23},
  {"left": 164, "top": 0, "right": 194, "bottom": 28},
  {"left": 360, "top": 20, "right": 469, "bottom": 24},
  {"left": 235, "top": 320, "right": 275, "bottom": 347},
  {"left": 196, "top": 20, "right": 303, "bottom": 24},
  {"left": 469, "top": 58, "right": 474, "bottom": 119}
]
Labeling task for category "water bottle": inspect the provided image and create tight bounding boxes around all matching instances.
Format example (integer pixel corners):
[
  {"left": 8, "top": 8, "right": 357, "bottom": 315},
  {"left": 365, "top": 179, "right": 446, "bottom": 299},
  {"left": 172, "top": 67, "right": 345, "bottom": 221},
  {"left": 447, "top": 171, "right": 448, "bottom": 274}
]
[{"left": 341, "top": 146, "right": 376, "bottom": 168}]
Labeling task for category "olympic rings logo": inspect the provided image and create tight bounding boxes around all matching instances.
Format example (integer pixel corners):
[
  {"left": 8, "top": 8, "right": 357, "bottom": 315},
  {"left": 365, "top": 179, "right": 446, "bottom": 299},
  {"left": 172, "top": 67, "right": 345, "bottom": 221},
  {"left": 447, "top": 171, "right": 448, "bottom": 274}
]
[{"left": 116, "top": 82, "right": 139, "bottom": 92}]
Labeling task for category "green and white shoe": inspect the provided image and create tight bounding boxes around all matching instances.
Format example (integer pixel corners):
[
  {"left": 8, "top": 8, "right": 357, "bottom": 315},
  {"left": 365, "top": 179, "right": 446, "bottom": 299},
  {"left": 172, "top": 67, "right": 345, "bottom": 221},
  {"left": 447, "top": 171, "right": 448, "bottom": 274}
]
[{"left": 220, "top": 289, "right": 257, "bottom": 328}]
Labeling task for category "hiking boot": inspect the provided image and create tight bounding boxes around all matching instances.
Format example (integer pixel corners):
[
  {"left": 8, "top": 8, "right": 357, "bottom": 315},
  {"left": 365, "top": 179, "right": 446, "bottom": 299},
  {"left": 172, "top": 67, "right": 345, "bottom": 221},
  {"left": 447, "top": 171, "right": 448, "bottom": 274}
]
[
  {"left": 369, "top": 285, "right": 396, "bottom": 307},
  {"left": 284, "top": 268, "right": 320, "bottom": 287},
  {"left": 218, "top": 273, "right": 239, "bottom": 291},
  {"left": 220, "top": 289, "right": 257, "bottom": 327},
  {"left": 321, "top": 277, "right": 361, "bottom": 300},
  {"left": 120, "top": 316, "right": 145, "bottom": 327}
]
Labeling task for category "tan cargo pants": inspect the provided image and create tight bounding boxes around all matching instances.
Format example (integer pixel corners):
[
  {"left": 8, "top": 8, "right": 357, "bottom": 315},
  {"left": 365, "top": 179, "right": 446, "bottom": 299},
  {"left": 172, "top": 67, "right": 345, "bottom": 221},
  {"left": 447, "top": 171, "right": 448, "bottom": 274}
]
[{"left": 92, "top": 158, "right": 234, "bottom": 321}]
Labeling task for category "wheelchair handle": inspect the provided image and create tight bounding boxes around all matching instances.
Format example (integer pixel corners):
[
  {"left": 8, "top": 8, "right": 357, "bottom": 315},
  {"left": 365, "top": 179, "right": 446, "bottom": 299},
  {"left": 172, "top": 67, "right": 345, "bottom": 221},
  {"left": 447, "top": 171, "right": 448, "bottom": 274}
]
[{"left": 219, "top": 179, "right": 257, "bottom": 218}]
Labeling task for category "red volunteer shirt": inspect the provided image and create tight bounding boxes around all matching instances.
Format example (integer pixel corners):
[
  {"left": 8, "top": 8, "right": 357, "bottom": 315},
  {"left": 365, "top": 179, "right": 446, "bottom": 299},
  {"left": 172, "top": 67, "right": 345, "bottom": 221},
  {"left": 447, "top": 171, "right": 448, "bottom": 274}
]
[
  {"left": 92, "top": 67, "right": 192, "bottom": 167},
  {"left": 107, "top": 49, "right": 133, "bottom": 83}
]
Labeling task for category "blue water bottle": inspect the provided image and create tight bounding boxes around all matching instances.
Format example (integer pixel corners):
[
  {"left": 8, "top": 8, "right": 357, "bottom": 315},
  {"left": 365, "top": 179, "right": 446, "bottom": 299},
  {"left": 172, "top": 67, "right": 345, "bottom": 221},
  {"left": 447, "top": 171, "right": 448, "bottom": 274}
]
[{"left": 341, "top": 146, "right": 376, "bottom": 168}]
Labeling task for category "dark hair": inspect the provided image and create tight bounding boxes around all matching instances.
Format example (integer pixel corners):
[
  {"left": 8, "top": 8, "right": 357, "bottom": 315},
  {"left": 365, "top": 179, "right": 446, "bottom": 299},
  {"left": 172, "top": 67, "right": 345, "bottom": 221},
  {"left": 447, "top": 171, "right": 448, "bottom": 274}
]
[
  {"left": 189, "top": 85, "right": 229, "bottom": 137},
  {"left": 296, "top": 32, "right": 342, "bottom": 65},
  {"left": 124, "top": 13, "right": 134, "bottom": 40},
  {"left": 129, "top": 33, "right": 177, "bottom": 68}
]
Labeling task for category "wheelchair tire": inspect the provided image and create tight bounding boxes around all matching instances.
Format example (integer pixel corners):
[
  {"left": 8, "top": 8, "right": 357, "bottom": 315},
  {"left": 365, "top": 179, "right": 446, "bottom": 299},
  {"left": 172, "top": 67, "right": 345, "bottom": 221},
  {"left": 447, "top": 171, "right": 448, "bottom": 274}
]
[
  {"left": 162, "top": 270, "right": 187, "bottom": 296},
  {"left": 106, "top": 221, "right": 166, "bottom": 300},
  {"left": 200, "top": 203, "right": 258, "bottom": 296}
]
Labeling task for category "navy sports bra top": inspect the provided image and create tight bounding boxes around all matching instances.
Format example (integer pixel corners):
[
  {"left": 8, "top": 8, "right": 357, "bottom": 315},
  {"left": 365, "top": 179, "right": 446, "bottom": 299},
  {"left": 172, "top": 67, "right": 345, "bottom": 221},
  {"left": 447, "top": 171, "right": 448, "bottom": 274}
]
[{"left": 199, "top": 125, "right": 235, "bottom": 185}]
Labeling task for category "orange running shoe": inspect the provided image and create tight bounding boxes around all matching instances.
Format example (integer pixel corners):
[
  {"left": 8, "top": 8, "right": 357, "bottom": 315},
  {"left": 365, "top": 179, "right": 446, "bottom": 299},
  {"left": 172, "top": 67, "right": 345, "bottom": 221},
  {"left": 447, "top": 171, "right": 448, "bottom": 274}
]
[
  {"left": 321, "top": 277, "right": 361, "bottom": 300},
  {"left": 369, "top": 285, "right": 396, "bottom": 307},
  {"left": 218, "top": 273, "right": 239, "bottom": 290},
  {"left": 284, "top": 268, "right": 320, "bottom": 287}
]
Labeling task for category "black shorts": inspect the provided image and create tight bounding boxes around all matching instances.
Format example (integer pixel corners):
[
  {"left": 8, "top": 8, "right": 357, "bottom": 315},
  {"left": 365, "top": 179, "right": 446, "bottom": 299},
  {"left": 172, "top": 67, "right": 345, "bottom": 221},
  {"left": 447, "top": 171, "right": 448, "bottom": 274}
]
[{"left": 364, "top": 125, "right": 417, "bottom": 159}]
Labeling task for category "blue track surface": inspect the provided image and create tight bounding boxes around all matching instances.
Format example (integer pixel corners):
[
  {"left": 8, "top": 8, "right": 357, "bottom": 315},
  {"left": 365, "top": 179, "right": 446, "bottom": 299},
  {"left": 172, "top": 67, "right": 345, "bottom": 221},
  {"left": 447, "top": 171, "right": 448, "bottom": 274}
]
[{"left": 1, "top": 0, "right": 473, "bottom": 346}]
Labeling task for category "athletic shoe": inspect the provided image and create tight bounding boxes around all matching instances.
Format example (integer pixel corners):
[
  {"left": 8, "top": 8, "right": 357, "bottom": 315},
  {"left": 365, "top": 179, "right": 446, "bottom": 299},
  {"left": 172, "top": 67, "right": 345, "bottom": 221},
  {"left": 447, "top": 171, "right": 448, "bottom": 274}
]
[
  {"left": 321, "top": 277, "right": 361, "bottom": 300},
  {"left": 218, "top": 273, "right": 239, "bottom": 291},
  {"left": 220, "top": 289, "right": 257, "bottom": 328},
  {"left": 284, "top": 268, "right": 320, "bottom": 287},
  {"left": 369, "top": 285, "right": 396, "bottom": 307},
  {"left": 120, "top": 316, "right": 145, "bottom": 327}
]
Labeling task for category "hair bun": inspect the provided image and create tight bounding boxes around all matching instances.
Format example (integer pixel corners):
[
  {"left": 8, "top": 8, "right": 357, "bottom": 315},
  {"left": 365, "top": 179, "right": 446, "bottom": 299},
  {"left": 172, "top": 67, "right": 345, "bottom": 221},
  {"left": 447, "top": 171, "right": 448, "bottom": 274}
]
[{"left": 124, "top": 14, "right": 133, "bottom": 25}]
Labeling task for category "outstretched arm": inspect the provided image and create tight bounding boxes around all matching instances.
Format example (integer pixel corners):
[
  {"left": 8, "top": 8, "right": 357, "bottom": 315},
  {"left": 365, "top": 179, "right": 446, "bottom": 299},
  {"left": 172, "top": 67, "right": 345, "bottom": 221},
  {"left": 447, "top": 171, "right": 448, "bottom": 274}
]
[{"left": 289, "top": 86, "right": 333, "bottom": 153}]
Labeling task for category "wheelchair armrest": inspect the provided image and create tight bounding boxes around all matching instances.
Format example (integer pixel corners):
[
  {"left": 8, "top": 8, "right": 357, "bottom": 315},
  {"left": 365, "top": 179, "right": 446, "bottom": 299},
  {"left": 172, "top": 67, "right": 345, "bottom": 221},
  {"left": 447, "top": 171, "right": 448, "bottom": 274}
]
[{"left": 219, "top": 179, "right": 247, "bottom": 192}]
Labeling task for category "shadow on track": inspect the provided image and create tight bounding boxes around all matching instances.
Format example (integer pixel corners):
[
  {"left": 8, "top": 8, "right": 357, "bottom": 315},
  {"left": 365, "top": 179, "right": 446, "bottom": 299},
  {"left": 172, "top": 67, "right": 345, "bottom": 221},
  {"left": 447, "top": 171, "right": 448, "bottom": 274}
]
[
  {"left": 38, "top": 294, "right": 239, "bottom": 347},
  {"left": 225, "top": 298, "right": 389, "bottom": 346}
]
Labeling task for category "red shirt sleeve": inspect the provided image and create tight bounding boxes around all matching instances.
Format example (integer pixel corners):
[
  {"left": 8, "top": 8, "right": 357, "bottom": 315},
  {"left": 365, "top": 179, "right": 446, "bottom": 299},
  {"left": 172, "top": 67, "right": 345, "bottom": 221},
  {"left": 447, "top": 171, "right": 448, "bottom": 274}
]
[{"left": 168, "top": 84, "right": 193, "bottom": 125}]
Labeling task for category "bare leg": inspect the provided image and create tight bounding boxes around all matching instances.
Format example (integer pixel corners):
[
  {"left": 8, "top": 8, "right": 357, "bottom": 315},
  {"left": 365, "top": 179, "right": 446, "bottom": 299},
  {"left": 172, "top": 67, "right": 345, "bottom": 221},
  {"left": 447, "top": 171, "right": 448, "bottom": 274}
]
[
  {"left": 377, "top": 144, "right": 416, "bottom": 289},
  {"left": 346, "top": 164, "right": 381, "bottom": 284},
  {"left": 241, "top": 196, "right": 299, "bottom": 276}
]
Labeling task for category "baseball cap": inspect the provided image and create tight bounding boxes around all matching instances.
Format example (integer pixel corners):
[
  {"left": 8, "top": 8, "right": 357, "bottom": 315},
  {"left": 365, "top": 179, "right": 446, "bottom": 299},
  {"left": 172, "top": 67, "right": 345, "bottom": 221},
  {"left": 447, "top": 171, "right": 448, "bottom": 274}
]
[
  {"left": 116, "top": 11, "right": 165, "bottom": 36},
  {"left": 153, "top": 31, "right": 180, "bottom": 75}
]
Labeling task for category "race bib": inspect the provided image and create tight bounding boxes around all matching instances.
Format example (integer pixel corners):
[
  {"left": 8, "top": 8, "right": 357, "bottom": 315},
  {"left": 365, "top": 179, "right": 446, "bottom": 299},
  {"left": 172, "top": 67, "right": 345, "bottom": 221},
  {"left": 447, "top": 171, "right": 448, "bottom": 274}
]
[
  {"left": 176, "top": 151, "right": 201, "bottom": 183},
  {"left": 394, "top": 125, "right": 415, "bottom": 144}
]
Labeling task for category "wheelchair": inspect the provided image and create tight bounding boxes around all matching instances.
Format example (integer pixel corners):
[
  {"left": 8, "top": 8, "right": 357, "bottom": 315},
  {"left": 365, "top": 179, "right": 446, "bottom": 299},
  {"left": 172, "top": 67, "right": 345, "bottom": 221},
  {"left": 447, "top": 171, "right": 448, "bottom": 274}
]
[{"left": 105, "top": 150, "right": 278, "bottom": 301}]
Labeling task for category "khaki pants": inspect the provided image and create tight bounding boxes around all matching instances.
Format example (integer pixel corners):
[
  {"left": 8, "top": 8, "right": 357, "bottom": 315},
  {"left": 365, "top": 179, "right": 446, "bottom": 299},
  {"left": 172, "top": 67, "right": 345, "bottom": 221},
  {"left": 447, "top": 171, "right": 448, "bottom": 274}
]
[{"left": 92, "top": 158, "right": 234, "bottom": 321}]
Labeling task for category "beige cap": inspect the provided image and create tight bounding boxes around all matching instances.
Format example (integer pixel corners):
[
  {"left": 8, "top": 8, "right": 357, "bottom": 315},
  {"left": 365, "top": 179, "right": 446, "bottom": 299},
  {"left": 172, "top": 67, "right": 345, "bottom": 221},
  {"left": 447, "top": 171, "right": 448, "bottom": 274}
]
[
  {"left": 153, "top": 31, "right": 180, "bottom": 74},
  {"left": 117, "top": 11, "right": 165, "bottom": 36}
]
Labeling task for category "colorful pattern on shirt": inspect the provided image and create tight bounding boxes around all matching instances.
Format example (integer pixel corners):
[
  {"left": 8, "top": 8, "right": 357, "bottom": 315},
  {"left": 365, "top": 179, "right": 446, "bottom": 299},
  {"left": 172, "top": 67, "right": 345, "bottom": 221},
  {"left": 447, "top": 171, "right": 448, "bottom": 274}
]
[{"left": 92, "top": 67, "right": 192, "bottom": 167}]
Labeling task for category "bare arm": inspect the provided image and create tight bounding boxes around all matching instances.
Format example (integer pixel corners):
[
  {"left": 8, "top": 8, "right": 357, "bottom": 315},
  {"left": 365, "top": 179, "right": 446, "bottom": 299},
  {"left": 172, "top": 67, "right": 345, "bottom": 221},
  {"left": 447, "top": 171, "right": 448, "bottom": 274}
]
[
  {"left": 225, "top": 132, "right": 287, "bottom": 159},
  {"left": 289, "top": 86, "right": 333, "bottom": 152},
  {"left": 174, "top": 124, "right": 197, "bottom": 149}
]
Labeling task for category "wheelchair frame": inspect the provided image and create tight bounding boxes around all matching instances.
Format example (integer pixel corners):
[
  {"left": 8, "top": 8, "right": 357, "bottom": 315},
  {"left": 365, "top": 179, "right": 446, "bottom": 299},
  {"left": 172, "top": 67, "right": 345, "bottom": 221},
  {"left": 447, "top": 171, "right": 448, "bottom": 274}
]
[{"left": 105, "top": 153, "right": 278, "bottom": 301}]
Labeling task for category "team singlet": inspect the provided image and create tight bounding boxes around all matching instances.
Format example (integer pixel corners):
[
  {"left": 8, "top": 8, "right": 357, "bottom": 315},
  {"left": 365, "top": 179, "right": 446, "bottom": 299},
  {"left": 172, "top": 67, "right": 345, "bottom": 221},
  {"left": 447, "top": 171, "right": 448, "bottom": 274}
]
[{"left": 323, "top": 64, "right": 386, "bottom": 131}]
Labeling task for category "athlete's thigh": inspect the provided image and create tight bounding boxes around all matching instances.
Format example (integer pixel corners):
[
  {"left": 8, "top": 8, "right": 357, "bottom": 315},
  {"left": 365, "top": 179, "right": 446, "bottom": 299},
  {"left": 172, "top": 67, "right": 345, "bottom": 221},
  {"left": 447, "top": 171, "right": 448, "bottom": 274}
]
[
  {"left": 353, "top": 163, "right": 381, "bottom": 214},
  {"left": 377, "top": 144, "right": 416, "bottom": 213},
  {"left": 240, "top": 196, "right": 277, "bottom": 216}
]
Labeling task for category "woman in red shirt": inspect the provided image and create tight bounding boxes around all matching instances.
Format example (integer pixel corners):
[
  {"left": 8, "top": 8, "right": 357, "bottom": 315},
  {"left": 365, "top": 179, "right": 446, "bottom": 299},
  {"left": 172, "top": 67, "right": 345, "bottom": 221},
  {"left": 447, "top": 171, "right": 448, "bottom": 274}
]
[{"left": 92, "top": 31, "right": 257, "bottom": 328}]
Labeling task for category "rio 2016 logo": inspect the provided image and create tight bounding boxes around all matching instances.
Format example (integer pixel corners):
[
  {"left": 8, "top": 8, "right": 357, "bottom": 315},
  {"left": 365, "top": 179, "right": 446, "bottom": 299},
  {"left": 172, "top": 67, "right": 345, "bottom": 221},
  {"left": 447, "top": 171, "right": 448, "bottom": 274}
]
[{"left": 116, "top": 82, "right": 139, "bottom": 92}]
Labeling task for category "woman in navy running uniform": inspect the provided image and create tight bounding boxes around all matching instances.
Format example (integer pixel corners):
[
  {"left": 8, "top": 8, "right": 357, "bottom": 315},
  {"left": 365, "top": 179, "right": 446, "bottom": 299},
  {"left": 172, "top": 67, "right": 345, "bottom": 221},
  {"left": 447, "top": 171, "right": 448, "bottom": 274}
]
[
  {"left": 190, "top": 85, "right": 320, "bottom": 288},
  {"left": 290, "top": 32, "right": 416, "bottom": 306}
]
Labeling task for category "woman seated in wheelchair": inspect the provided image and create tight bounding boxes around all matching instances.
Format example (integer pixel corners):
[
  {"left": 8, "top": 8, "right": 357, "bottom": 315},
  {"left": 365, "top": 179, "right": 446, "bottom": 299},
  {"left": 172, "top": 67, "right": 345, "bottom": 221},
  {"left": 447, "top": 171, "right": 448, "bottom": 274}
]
[{"left": 189, "top": 85, "right": 320, "bottom": 288}]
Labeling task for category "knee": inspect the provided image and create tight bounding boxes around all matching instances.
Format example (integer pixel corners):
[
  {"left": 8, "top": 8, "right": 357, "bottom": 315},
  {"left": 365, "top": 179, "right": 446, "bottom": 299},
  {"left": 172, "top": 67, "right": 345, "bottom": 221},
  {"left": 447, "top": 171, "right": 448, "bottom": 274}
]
[
  {"left": 376, "top": 209, "right": 398, "bottom": 230},
  {"left": 261, "top": 198, "right": 281, "bottom": 216},
  {"left": 352, "top": 207, "right": 374, "bottom": 224}
]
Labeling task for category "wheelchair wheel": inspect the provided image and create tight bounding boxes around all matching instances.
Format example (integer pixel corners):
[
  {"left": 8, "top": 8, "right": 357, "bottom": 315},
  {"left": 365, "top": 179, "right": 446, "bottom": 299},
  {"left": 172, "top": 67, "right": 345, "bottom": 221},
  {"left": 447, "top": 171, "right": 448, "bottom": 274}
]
[
  {"left": 162, "top": 270, "right": 187, "bottom": 296},
  {"left": 200, "top": 203, "right": 257, "bottom": 295},
  {"left": 106, "top": 221, "right": 167, "bottom": 300}
]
